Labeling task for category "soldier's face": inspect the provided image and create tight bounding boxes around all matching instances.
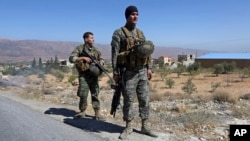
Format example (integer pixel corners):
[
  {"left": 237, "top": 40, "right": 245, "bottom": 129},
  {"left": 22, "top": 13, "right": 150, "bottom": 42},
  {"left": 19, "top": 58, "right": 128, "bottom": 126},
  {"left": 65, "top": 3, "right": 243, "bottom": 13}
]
[
  {"left": 127, "top": 12, "right": 138, "bottom": 25},
  {"left": 85, "top": 35, "right": 94, "bottom": 45}
]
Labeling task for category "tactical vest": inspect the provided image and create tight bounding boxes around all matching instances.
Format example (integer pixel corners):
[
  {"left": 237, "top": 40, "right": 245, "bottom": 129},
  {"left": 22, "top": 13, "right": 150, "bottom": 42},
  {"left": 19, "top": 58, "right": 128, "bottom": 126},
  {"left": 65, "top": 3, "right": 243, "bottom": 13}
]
[
  {"left": 117, "top": 27, "right": 150, "bottom": 68},
  {"left": 76, "top": 45, "right": 100, "bottom": 72}
]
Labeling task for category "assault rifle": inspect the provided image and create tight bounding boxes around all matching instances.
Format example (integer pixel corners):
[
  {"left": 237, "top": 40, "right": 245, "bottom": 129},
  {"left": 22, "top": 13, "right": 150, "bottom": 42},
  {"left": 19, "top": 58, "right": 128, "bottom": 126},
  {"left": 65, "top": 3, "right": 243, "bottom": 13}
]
[
  {"left": 110, "top": 68, "right": 125, "bottom": 117},
  {"left": 81, "top": 49, "right": 114, "bottom": 83}
]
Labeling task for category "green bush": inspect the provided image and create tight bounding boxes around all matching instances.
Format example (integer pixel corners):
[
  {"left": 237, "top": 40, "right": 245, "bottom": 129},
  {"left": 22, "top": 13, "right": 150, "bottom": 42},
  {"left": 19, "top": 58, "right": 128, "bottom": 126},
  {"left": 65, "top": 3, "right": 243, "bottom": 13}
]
[
  {"left": 182, "top": 78, "right": 196, "bottom": 94},
  {"left": 68, "top": 75, "right": 77, "bottom": 83},
  {"left": 166, "top": 78, "right": 175, "bottom": 89}
]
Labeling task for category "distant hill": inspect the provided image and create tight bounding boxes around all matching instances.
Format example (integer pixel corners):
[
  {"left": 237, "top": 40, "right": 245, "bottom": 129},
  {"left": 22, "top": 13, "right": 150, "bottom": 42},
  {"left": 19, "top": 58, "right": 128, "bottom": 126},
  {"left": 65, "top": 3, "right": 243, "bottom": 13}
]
[{"left": 0, "top": 38, "right": 210, "bottom": 63}]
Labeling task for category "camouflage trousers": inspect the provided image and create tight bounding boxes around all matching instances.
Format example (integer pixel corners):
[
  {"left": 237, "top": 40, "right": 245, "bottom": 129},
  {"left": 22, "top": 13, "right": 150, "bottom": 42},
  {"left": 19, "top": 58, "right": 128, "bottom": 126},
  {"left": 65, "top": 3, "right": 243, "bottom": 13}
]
[
  {"left": 122, "top": 67, "right": 150, "bottom": 121},
  {"left": 77, "top": 71, "right": 100, "bottom": 111}
]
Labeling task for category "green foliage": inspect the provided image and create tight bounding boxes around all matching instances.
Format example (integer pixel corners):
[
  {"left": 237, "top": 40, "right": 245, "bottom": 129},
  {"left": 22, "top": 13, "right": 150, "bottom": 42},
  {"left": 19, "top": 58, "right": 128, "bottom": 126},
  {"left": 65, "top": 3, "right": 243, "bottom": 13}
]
[
  {"left": 175, "top": 64, "right": 186, "bottom": 77},
  {"left": 68, "top": 75, "right": 77, "bottom": 83},
  {"left": 187, "top": 62, "right": 201, "bottom": 76},
  {"left": 157, "top": 67, "right": 172, "bottom": 80},
  {"left": 222, "top": 61, "right": 236, "bottom": 73},
  {"left": 182, "top": 78, "right": 197, "bottom": 94},
  {"left": 213, "top": 64, "right": 224, "bottom": 76},
  {"left": 71, "top": 65, "right": 79, "bottom": 75},
  {"left": 38, "top": 72, "right": 45, "bottom": 79},
  {"left": 61, "top": 66, "right": 70, "bottom": 73},
  {"left": 53, "top": 55, "right": 60, "bottom": 69},
  {"left": 235, "top": 67, "right": 250, "bottom": 82},
  {"left": 38, "top": 57, "right": 43, "bottom": 70},
  {"left": 213, "top": 62, "right": 237, "bottom": 76},
  {"left": 165, "top": 78, "right": 175, "bottom": 89},
  {"left": 201, "top": 67, "right": 214, "bottom": 78},
  {"left": 50, "top": 69, "right": 64, "bottom": 81},
  {"left": 31, "top": 58, "right": 36, "bottom": 68}
]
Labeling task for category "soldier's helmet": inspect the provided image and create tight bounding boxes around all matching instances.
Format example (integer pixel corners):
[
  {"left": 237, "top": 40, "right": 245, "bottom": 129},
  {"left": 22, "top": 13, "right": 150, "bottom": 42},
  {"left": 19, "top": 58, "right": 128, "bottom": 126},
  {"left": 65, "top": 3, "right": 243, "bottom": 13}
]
[
  {"left": 133, "top": 40, "right": 154, "bottom": 58},
  {"left": 89, "top": 63, "right": 100, "bottom": 77}
]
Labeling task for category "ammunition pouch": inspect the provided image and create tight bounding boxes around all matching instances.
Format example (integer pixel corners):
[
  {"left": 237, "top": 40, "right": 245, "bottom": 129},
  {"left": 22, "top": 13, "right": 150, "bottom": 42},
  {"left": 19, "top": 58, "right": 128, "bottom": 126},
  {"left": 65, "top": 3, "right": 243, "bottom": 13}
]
[
  {"left": 76, "top": 61, "right": 89, "bottom": 72},
  {"left": 117, "top": 27, "right": 151, "bottom": 68}
]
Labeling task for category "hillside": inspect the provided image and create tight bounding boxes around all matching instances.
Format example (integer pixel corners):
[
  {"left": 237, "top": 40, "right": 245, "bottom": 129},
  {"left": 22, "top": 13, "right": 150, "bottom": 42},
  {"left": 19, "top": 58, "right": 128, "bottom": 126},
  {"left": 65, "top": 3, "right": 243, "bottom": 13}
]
[{"left": 0, "top": 38, "right": 209, "bottom": 63}]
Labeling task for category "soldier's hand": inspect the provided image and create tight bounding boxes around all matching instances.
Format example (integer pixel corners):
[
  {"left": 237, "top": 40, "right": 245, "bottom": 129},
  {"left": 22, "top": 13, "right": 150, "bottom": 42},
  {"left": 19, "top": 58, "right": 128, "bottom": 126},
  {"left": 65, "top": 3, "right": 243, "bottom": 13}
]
[
  {"left": 113, "top": 74, "right": 120, "bottom": 83},
  {"left": 82, "top": 57, "right": 92, "bottom": 63},
  {"left": 147, "top": 69, "right": 153, "bottom": 80},
  {"left": 99, "top": 60, "right": 104, "bottom": 66}
]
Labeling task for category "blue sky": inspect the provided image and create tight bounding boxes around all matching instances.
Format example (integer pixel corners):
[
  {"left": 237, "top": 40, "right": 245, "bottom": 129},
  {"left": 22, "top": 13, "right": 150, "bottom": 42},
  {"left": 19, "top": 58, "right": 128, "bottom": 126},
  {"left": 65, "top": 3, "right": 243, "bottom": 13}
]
[{"left": 1, "top": 0, "right": 250, "bottom": 52}]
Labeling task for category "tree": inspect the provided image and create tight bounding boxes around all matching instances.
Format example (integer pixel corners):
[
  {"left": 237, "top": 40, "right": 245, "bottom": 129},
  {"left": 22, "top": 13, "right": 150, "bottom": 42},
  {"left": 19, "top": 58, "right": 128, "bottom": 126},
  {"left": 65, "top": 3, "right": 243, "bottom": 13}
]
[
  {"left": 187, "top": 62, "right": 201, "bottom": 76},
  {"left": 222, "top": 61, "right": 236, "bottom": 74},
  {"left": 31, "top": 58, "right": 36, "bottom": 68},
  {"left": 157, "top": 67, "right": 172, "bottom": 81},
  {"left": 213, "top": 64, "right": 224, "bottom": 76},
  {"left": 175, "top": 64, "right": 186, "bottom": 78},
  {"left": 53, "top": 55, "right": 60, "bottom": 69},
  {"left": 38, "top": 57, "right": 43, "bottom": 70},
  {"left": 182, "top": 77, "right": 197, "bottom": 94}
]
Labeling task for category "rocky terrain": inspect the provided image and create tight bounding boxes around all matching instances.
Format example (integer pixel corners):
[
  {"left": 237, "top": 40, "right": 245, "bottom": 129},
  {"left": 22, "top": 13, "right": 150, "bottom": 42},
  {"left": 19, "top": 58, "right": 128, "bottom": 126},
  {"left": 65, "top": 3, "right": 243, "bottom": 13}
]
[{"left": 1, "top": 72, "right": 250, "bottom": 141}]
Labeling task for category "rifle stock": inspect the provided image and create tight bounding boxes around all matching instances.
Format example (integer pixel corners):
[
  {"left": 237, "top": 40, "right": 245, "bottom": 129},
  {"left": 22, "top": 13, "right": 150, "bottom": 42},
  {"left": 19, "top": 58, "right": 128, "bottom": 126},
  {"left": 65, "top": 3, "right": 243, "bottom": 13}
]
[
  {"left": 110, "top": 68, "right": 125, "bottom": 117},
  {"left": 110, "top": 82, "right": 122, "bottom": 117}
]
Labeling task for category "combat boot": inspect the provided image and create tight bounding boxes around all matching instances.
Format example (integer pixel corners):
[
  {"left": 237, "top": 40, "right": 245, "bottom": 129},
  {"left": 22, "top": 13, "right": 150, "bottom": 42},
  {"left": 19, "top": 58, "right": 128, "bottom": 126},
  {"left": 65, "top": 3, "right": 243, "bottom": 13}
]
[
  {"left": 141, "top": 119, "right": 158, "bottom": 137},
  {"left": 94, "top": 109, "right": 106, "bottom": 121},
  {"left": 119, "top": 120, "right": 133, "bottom": 140},
  {"left": 74, "top": 110, "right": 86, "bottom": 119}
]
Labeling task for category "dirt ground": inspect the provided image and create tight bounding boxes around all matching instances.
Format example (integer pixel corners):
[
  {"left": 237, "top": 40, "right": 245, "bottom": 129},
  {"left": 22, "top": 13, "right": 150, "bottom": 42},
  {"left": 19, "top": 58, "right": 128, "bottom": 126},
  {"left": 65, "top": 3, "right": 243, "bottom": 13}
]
[{"left": 1, "top": 71, "right": 250, "bottom": 141}]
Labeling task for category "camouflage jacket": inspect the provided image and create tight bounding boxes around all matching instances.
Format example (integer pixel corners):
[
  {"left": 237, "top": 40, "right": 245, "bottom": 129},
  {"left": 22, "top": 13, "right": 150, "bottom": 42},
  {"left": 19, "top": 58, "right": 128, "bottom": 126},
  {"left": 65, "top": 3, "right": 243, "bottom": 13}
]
[
  {"left": 111, "top": 26, "right": 152, "bottom": 75},
  {"left": 69, "top": 44, "right": 102, "bottom": 72}
]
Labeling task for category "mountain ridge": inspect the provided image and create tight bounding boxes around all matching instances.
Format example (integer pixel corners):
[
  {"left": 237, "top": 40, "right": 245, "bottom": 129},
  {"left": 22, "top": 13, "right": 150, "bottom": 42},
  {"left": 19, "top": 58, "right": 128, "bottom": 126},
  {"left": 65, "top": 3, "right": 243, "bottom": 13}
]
[{"left": 0, "top": 38, "right": 210, "bottom": 63}]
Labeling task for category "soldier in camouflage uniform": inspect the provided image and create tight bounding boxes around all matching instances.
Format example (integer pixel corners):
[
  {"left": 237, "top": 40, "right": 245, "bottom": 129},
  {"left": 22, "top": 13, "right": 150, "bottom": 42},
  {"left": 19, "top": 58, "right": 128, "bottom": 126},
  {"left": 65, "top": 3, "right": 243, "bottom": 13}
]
[
  {"left": 111, "top": 6, "right": 158, "bottom": 139},
  {"left": 69, "top": 32, "right": 105, "bottom": 121}
]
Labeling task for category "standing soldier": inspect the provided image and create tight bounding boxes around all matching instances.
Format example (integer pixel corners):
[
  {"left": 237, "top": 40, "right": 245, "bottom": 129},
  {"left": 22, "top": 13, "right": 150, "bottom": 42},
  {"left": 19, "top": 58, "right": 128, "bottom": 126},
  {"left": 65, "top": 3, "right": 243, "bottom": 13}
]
[
  {"left": 111, "top": 5, "right": 157, "bottom": 139},
  {"left": 69, "top": 32, "right": 105, "bottom": 121}
]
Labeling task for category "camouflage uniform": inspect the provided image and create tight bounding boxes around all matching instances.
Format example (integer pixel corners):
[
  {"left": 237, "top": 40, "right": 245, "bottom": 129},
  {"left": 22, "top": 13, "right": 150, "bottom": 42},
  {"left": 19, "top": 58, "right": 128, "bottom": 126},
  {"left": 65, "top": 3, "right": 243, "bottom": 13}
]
[
  {"left": 69, "top": 44, "right": 102, "bottom": 112},
  {"left": 111, "top": 26, "right": 152, "bottom": 121}
]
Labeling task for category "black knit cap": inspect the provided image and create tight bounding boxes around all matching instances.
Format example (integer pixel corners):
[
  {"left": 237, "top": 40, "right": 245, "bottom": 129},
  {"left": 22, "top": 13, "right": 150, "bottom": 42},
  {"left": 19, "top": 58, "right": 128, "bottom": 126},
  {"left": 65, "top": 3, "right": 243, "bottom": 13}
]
[{"left": 125, "top": 5, "right": 138, "bottom": 19}]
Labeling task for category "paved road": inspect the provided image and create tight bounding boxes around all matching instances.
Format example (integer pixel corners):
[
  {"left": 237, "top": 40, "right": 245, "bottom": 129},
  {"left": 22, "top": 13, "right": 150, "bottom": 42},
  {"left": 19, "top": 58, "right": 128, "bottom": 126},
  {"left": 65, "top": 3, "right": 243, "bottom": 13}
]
[{"left": 0, "top": 95, "right": 106, "bottom": 141}]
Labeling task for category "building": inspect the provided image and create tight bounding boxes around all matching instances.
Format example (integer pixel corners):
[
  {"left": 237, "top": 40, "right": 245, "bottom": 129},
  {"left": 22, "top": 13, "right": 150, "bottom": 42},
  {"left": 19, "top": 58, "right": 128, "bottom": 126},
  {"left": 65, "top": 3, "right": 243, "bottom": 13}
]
[
  {"left": 157, "top": 56, "right": 173, "bottom": 65},
  {"left": 178, "top": 54, "right": 195, "bottom": 66},
  {"left": 195, "top": 53, "right": 250, "bottom": 68},
  {"left": 59, "top": 59, "right": 74, "bottom": 67}
]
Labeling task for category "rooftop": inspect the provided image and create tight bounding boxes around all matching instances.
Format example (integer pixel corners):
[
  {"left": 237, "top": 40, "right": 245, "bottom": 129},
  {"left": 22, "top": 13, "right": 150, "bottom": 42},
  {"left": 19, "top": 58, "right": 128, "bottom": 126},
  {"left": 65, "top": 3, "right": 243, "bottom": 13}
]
[{"left": 196, "top": 53, "right": 250, "bottom": 59}]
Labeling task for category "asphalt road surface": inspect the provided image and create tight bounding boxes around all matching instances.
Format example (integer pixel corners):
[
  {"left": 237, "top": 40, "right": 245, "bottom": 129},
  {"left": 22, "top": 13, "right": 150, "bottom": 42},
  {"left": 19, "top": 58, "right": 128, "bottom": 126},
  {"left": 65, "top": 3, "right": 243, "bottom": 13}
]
[{"left": 0, "top": 95, "right": 106, "bottom": 141}]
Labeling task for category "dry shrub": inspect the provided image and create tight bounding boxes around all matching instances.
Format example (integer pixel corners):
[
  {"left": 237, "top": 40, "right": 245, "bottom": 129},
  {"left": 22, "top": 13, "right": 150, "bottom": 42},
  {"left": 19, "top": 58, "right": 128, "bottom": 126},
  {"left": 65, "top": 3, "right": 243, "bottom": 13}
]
[
  {"left": 42, "top": 88, "right": 55, "bottom": 95},
  {"left": 239, "top": 93, "right": 250, "bottom": 100},
  {"left": 33, "top": 80, "right": 42, "bottom": 85},
  {"left": 212, "top": 90, "right": 237, "bottom": 104},
  {"left": 150, "top": 93, "right": 165, "bottom": 102},
  {"left": 179, "top": 111, "right": 217, "bottom": 134},
  {"left": 172, "top": 103, "right": 187, "bottom": 113},
  {"left": 149, "top": 83, "right": 157, "bottom": 92},
  {"left": 230, "top": 102, "right": 250, "bottom": 119},
  {"left": 164, "top": 92, "right": 190, "bottom": 100},
  {"left": 21, "top": 87, "right": 43, "bottom": 99},
  {"left": 196, "top": 94, "right": 213, "bottom": 102}
]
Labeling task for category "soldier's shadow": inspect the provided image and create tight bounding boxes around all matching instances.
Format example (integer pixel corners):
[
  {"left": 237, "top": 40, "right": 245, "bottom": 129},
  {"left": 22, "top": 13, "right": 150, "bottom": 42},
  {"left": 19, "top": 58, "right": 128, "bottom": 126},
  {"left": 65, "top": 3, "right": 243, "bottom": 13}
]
[
  {"left": 44, "top": 107, "right": 124, "bottom": 133},
  {"left": 44, "top": 107, "right": 77, "bottom": 117}
]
